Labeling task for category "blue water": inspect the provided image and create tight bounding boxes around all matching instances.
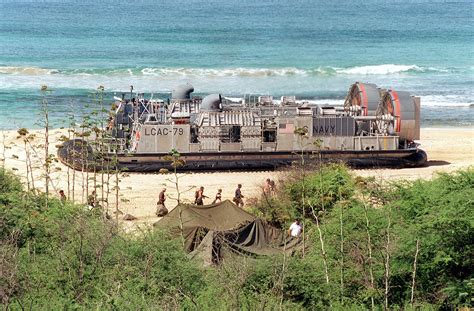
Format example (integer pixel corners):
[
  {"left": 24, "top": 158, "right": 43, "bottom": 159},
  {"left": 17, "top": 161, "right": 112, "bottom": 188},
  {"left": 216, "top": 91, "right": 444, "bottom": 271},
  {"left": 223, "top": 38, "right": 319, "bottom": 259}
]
[{"left": 0, "top": 0, "right": 473, "bottom": 128}]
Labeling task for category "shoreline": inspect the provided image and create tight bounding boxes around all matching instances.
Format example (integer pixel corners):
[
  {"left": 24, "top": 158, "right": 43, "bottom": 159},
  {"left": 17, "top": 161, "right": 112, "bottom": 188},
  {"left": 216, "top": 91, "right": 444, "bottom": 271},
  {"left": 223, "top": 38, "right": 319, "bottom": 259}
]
[
  {"left": 421, "top": 126, "right": 473, "bottom": 130},
  {"left": 1, "top": 127, "right": 472, "bottom": 230}
]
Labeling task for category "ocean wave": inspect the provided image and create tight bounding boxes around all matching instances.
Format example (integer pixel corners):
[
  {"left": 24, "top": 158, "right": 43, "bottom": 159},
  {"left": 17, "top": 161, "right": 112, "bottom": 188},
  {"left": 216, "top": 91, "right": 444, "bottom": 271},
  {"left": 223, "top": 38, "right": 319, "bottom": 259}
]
[
  {"left": 0, "top": 64, "right": 458, "bottom": 77},
  {"left": 119, "top": 65, "right": 455, "bottom": 76},
  {"left": 0, "top": 66, "right": 59, "bottom": 75},
  {"left": 141, "top": 67, "right": 311, "bottom": 77},
  {"left": 419, "top": 95, "right": 473, "bottom": 107},
  {"left": 336, "top": 64, "right": 423, "bottom": 75}
]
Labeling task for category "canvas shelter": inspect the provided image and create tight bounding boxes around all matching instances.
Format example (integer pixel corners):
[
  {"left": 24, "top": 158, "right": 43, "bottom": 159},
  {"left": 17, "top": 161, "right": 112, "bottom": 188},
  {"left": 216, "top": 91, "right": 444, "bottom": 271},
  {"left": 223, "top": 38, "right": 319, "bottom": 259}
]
[{"left": 154, "top": 200, "right": 301, "bottom": 265}]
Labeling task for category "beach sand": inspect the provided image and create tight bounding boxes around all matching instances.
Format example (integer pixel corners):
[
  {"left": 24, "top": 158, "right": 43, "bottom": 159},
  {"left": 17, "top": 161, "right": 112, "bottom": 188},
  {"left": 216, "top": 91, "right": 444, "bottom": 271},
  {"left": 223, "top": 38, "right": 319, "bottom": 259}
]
[{"left": 1, "top": 127, "right": 472, "bottom": 230}]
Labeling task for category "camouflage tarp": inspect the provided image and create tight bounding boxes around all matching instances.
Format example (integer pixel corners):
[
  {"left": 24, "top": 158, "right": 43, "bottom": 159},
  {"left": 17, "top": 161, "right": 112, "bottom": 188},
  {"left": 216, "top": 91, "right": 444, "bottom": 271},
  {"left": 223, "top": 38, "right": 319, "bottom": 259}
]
[{"left": 154, "top": 200, "right": 300, "bottom": 265}]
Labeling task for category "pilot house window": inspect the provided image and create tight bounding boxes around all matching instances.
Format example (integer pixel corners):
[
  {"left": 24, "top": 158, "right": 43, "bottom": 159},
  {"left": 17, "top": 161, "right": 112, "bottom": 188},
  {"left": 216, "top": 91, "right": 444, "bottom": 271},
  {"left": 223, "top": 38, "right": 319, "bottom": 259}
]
[
  {"left": 220, "top": 126, "right": 241, "bottom": 143},
  {"left": 230, "top": 126, "right": 241, "bottom": 143},
  {"left": 263, "top": 130, "right": 276, "bottom": 142},
  {"left": 190, "top": 127, "right": 199, "bottom": 143}
]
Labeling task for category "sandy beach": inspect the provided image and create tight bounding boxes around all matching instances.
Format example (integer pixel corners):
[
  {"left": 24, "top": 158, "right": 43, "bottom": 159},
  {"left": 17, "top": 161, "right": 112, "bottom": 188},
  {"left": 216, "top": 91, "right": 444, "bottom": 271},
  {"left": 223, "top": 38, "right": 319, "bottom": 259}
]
[{"left": 1, "top": 127, "right": 472, "bottom": 229}]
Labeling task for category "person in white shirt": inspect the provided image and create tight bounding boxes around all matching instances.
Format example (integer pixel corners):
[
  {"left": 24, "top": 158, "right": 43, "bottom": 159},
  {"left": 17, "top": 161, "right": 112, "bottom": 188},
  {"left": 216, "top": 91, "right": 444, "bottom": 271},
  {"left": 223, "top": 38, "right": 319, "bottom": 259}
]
[{"left": 288, "top": 219, "right": 302, "bottom": 237}]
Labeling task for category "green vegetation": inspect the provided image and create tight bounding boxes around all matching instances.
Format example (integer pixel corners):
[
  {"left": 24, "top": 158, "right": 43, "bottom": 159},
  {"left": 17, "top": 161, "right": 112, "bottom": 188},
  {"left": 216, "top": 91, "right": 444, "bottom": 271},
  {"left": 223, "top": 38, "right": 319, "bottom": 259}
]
[{"left": 1, "top": 166, "right": 472, "bottom": 310}]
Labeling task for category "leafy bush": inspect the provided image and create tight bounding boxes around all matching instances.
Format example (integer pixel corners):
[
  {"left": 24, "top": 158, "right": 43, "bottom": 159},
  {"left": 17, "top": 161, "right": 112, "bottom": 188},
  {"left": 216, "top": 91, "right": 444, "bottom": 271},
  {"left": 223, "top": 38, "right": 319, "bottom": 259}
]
[
  {"left": 389, "top": 169, "right": 474, "bottom": 307},
  {"left": 249, "top": 166, "right": 473, "bottom": 309},
  {"left": 250, "top": 164, "right": 354, "bottom": 226},
  {"left": 1, "top": 167, "right": 472, "bottom": 309},
  {"left": 286, "top": 163, "right": 354, "bottom": 216},
  {"left": 0, "top": 168, "right": 207, "bottom": 309}
]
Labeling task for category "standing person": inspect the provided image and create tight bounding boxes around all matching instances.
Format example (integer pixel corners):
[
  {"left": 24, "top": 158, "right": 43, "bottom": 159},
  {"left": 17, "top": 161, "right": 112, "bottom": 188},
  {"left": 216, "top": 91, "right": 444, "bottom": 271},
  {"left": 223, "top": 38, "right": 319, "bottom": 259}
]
[
  {"left": 233, "top": 184, "right": 244, "bottom": 207},
  {"left": 263, "top": 178, "right": 271, "bottom": 195},
  {"left": 288, "top": 219, "right": 302, "bottom": 238},
  {"left": 156, "top": 188, "right": 168, "bottom": 217},
  {"left": 212, "top": 189, "right": 222, "bottom": 204},
  {"left": 195, "top": 186, "right": 208, "bottom": 205},
  {"left": 158, "top": 188, "right": 166, "bottom": 207},
  {"left": 270, "top": 180, "right": 276, "bottom": 196},
  {"left": 59, "top": 190, "right": 66, "bottom": 203}
]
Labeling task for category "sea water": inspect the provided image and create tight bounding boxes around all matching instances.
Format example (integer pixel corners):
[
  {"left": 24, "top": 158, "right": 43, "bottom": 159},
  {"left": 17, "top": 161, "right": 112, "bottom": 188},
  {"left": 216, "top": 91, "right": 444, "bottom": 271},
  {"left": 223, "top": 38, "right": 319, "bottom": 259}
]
[{"left": 0, "top": 0, "right": 472, "bottom": 129}]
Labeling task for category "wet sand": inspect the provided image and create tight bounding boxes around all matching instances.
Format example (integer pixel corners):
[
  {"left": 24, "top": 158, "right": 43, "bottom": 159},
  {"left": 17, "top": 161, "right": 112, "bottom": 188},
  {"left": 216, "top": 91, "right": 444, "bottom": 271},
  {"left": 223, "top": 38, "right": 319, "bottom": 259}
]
[{"left": 1, "top": 127, "right": 472, "bottom": 230}]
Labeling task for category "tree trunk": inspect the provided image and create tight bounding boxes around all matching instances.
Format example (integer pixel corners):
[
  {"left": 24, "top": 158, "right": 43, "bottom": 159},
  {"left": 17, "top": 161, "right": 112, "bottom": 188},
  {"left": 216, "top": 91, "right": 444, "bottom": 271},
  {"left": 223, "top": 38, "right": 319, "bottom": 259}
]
[
  {"left": 410, "top": 239, "right": 420, "bottom": 306},
  {"left": 44, "top": 96, "right": 50, "bottom": 208},
  {"left": 363, "top": 201, "right": 375, "bottom": 310},
  {"left": 339, "top": 197, "right": 345, "bottom": 304},
  {"left": 81, "top": 124, "right": 85, "bottom": 204},
  {"left": 24, "top": 141, "right": 30, "bottom": 192},
  {"left": 384, "top": 208, "right": 391, "bottom": 310},
  {"left": 27, "top": 146, "right": 35, "bottom": 191},
  {"left": 279, "top": 233, "right": 288, "bottom": 310},
  {"left": 300, "top": 147, "right": 306, "bottom": 258},
  {"left": 312, "top": 209, "right": 330, "bottom": 284},
  {"left": 115, "top": 166, "right": 119, "bottom": 225}
]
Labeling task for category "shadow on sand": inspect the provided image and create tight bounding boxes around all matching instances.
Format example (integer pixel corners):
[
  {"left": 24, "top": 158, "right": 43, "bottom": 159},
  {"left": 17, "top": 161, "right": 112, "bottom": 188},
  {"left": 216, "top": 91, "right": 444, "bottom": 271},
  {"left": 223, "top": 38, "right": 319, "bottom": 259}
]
[{"left": 426, "top": 160, "right": 451, "bottom": 167}]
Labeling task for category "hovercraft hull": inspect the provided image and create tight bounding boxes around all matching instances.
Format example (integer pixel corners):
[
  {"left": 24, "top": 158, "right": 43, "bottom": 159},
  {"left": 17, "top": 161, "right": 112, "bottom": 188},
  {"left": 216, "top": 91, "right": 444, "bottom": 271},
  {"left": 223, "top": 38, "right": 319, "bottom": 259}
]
[{"left": 57, "top": 139, "right": 427, "bottom": 172}]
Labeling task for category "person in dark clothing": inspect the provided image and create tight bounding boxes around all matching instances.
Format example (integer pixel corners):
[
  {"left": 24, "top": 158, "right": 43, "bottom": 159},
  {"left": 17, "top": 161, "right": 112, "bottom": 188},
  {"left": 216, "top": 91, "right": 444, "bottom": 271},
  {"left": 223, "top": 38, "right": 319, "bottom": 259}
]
[
  {"left": 195, "top": 186, "right": 208, "bottom": 205},
  {"left": 158, "top": 188, "right": 166, "bottom": 206},
  {"left": 59, "top": 190, "right": 66, "bottom": 203},
  {"left": 233, "top": 184, "right": 244, "bottom": 207},
  {"left": 87, "top": 191, "right": 97, "bottom": 208},
  {"left": 156, "top": 188, "right": 168, "bottom": 217}
]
